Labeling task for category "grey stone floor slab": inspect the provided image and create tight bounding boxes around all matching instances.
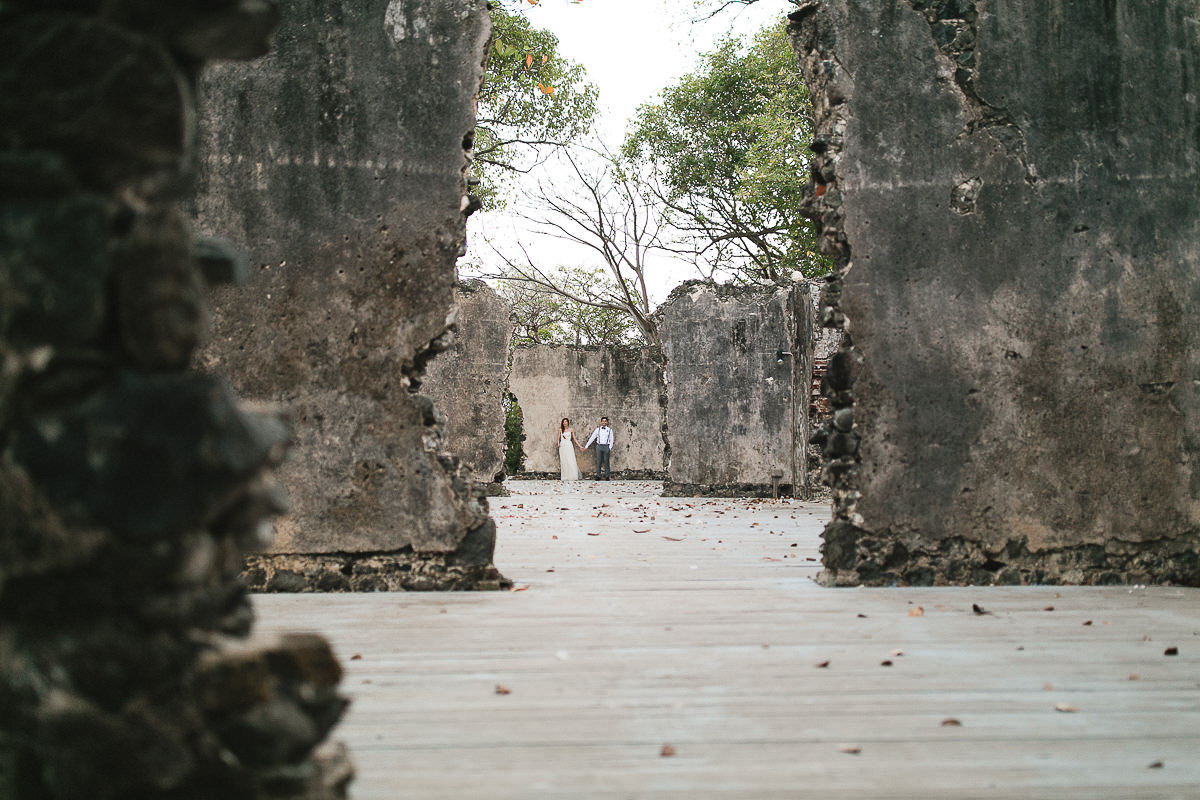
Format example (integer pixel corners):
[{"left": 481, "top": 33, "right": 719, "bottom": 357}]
[{"left": 254, "top": 480, "right": 1200, "bottom": 799}]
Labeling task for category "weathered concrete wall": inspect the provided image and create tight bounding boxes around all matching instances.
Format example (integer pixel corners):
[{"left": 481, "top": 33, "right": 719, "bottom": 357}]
[
  {"left": 792, "top": 0, "right": 1200, "bottom": 586},
  {"left": 195, "top": 0, "right": 506, "bottom": 591},
  {"left": 509, "top": 346, "right": 666, "bottom": 478},
  {"left": 422, "top": 280, "right": 513, "bottom": 493},
  {"left": 0, "top": 3, "right": 350, "bottom": 797},
  {"left": 658, "top": 282, "right": 813, "bottom": 497}
]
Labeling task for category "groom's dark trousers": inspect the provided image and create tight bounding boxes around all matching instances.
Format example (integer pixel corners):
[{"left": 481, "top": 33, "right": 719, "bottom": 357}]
[{"left": 595, "top": 444, "right": 611, "bottom": 480}]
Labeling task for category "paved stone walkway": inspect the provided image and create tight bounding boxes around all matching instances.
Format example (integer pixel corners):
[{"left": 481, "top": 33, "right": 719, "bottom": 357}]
[{"left": 254, "top": 480, "right": 1200, "bottom": 799}]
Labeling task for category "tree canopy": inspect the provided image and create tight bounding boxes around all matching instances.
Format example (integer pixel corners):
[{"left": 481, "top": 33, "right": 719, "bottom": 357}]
[
  {"left": 474, "top": 5, "right": 599, "bottom": 207},
  {"left": 623, "top": 22, "right": 828, "bottom": 284},
  {"left": 497, "top": 266, "right": 643, "bottom": 349}
]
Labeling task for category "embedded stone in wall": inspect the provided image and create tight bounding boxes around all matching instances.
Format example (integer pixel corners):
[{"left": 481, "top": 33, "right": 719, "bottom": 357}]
[
  {"left": 792, "top": 0, "right": 1200, "bottom": 586},
  {"left": 195, "top": 0, "right": 506, "bottom": 591},
  {"left": 0, "top": 3, "right": 351, "bottom": 797},
  {"left": 657, "top": 282, "right": 813, "bottom": 497},
  {"left": 508, "top": 345, "right": 666, "bottom": 479},
  {"left": 421, "top": 280, "right": 514, "bottom": 495}
]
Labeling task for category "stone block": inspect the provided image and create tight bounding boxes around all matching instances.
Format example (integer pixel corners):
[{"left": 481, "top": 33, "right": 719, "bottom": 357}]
[
  {"left": 0, "top": 1, "right": 354, "bottom": 795},
  {"left": 791, "top": 0, "right": 1200, "bottom": 586},
  {"left": 194, "top": 0, "right": 503, "bottom": 589},
  {"left": 657, "top": 282, "right": 814, "bottom": 497},
  {"left": 421, "top": 280, "right": 514, "bottom": 491}
]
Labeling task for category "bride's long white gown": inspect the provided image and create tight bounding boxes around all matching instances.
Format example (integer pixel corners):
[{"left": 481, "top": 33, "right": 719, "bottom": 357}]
[{"left": 559, "top": 431, "right": 581, "bottom": 481}]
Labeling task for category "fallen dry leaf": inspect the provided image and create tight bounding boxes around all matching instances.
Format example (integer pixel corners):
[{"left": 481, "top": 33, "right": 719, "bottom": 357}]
[
  {"left": 662, "top": 536, "right": 685, "bottom": 541},
  {"left": 350, "top": 654, "right": 363, "bottom": 661},
  {"left": 890, "top": 649, "right": 904, "bottom": 657},
  {"left": 1054, "top": 702, "right": 1079, "bottom": 713},
  {"left": 940, "top": 718, "right": 962, "bottom": 727},
  {"left": 1128, "top": 673, "right": 1140, "bottom": 681},
  {"left": 972, "top": 603, "right": 991, "bottom": 615},
  {"left": 908, "top": 607, "right": 925, "bottom": 617},
  {"left": 587, "top": 532, "right": 600, "bottom": 537},
  {"left": 633, "top": 529, "right": 650, "bottom": 533},
  {"left": 857, "top": 613, "right": 868, "bottom": 618},
  {"left": 551, "top": 535, "right": 558, "bottom": 540},
  {"left": 495, "top": 685, "right": 511, "bottom": 695},
  {"left": 839, "top": 744, "right": 862, "bottom": 754},
  {"left": 1164, "top": 647, "right": 1179, "bottom": 656},
  {"left": 1043, "top": 605, "right": 1055, "bottom": 611},
  {"left": 510, "top": 585, "right": 530, "bottom": 592},
  {"left": 1083, "top": 620, "right": 1093, "bottom": 626},
  {"left": 815, "top": 660, "right": 831, "bottom": 668},
  {"left": 880, "top": 659, "right": 894, "bottom": 667},
  {"left": 660, "top": 744, "right": 676, "bottom": 757},
  {"left": 1148, "top": 760, "right": 1164, "bottom": 769}
]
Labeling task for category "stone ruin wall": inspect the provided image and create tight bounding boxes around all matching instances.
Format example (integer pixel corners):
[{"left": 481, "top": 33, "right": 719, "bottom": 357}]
[
  {"left": 508, "top": 345, "right": 667, "bottom": 479},
  {"left": 195, "top": 0, "right": 506, "bottom": 592},
  {"left": 658, "top": 282, "right": 814, "bottom": 498},
  {"left": 421, "top": 280, "right": 514, "bottom": 495},
  {"left": 0, "top": 2, "right": 351, "bottom": 797},
  {"left": 792, "top": 0, "right": 1200, "bottom": 586}
]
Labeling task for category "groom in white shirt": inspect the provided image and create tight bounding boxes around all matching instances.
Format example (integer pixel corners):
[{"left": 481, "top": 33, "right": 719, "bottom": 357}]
[{"left": 585, "top": 416, "right": 614, "bottom": 480}]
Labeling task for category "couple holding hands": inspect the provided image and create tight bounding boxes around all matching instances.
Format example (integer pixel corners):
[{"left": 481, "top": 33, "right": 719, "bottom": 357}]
[{"left": 558, "top": 416, "right": 614, "bottom": 482}]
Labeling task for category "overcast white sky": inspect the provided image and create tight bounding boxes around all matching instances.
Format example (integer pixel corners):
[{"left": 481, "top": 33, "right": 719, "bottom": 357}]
[{"left": 464, "top": 0, "right": 795, "bottom": 302}]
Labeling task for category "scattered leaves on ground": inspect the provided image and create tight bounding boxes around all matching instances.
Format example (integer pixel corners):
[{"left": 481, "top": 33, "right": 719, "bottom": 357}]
[
  {"left": 1148, "top": 760, "right": 1164, "bottom": 769},
  {"left": 839, "top": 744, "right": 862, "bottom": 754},
  {"left": 908, "top": 607, "right": 925, "bottom": 617},
  {"left": 633, "top": 529, "right": 650, "bottom": 533},
  {"left": 1083, "top": 620, "right": 1093, "bottom": 626},
  {"left": 880, "top": 660, "right": 894, "bottom": 667},
  {"left": 495, "top": 685, "right": 511, "bottom": 695},
  {"left": 1164, "top": 646, "right": 1179, "bottom": 656},
  {"left": 1054, "top": 702, "right": 1079, "bottom": 713},
  {"left": 890, "top": 649, "right": 904, "bottom": 657},
  {"left": 1043, "top": 606, "right": 1055, "bottom": 611},
  {"left": 662, "top": 536, "right": 685, "bottom": 541},
  {"left": 350, "top": 654, "right": 363, "bottom": 661},
  {"left": 1128, "top": 673, "right": 1140, "bottom": 681},
  {"left": 510, "top": 585, "right": 530, "bottom": 592},
  {"left": 941, "top": 718, "right": 962, "bottom": 727},
  {"left": 660, "top": 744, "right": 676, "bottom": 757},
  {"left": 815, "top": 660, "right": 831, "bottom": 668},
  {"left": 972, "top": 603, "right": 991, "bottom": 615}
]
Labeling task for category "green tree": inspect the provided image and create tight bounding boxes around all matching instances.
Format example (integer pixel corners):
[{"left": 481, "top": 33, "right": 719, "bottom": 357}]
[
  {"left": 475, "top": 6, "right": 599, "bottom": 207},
  {"left": 624, "top": 22, "right": 829, "bottom": 283},
  {"left": 503, "top": 392, "right": 526, "bottom": 475}
]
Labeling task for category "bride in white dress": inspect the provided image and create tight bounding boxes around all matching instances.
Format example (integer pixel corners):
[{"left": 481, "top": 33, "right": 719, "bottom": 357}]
[{"left": 558, "top": 417, "right": 583, "bottom": 481}]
